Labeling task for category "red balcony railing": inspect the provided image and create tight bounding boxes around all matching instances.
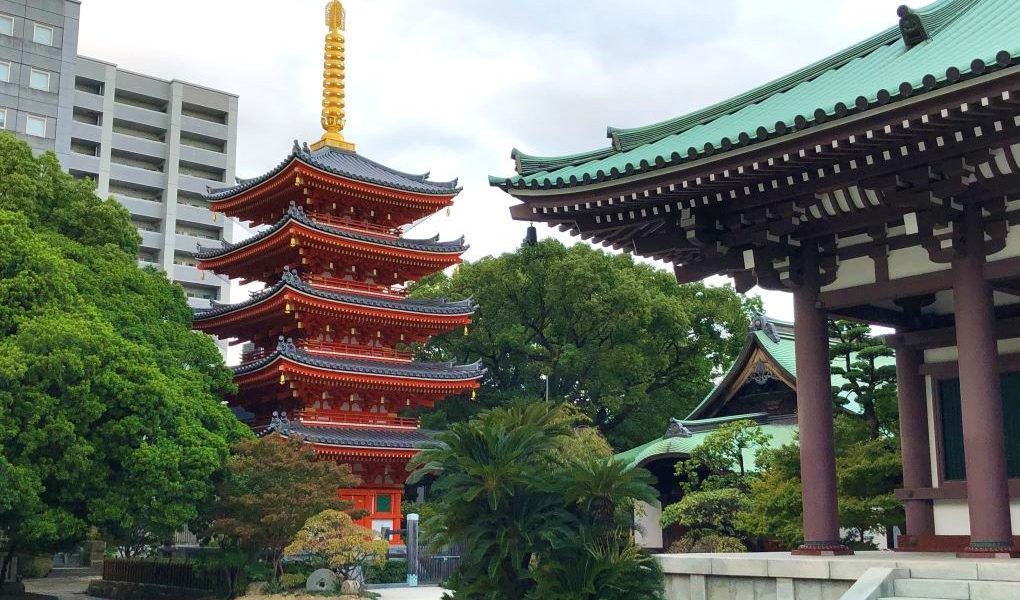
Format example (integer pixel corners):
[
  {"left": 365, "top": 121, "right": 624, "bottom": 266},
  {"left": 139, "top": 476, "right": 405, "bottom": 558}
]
[
  {"left": 302, "top": 340, "right": 413, "bottom": 361},
  {"left": 307, "top": 212, "right": 402, "bottom": 238},
  {"left": 297, "top": 410, "right": 420, "bottom": 429},
  {"left": 304, "top": 274, "right": 408, "bottom": 298}
]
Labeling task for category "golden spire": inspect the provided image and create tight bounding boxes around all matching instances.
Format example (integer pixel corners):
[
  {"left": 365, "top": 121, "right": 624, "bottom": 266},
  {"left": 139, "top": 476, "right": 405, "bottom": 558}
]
[{"left": 310, "top": 0, "right": 355, "bottom": 152}]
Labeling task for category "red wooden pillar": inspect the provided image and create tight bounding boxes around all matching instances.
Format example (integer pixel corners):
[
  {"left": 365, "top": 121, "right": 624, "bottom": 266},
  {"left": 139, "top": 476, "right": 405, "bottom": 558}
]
[
  {"left": 893, "top": 342, "right": 935, "bottom": 538},
  {"left": 791, "top": 247, "right": 851, "bottom": 555},
  {"left": 953, "top": 206, "right": 1016, "bottom": 557}
]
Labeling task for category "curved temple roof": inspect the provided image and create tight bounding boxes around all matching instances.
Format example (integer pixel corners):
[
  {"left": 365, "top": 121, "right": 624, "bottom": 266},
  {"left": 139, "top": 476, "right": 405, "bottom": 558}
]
[
  {"left": 490, "top": 0, "right": 1020, "bottom": 190},
  {"left": 193, "top": 267, "right": 477, "bottom": 321},
  {"left": 195, "top": 203, "right": 468, "bottom": 260},
  {"left": 235, "top": 338, "right": 486, "bottom": 381},
  {"left": 265, "top": 416, "right": 438, "bottom": 450},
  {"left": 208, "top": 140, "right": 461, "bottom": 200}
]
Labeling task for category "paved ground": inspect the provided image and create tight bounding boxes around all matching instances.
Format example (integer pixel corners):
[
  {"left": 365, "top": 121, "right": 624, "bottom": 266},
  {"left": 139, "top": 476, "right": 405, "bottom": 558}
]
[
  {"left": 374, "top": 586, "right": 447, "bottom": 600},
  {"left": 22, "top": 576, "right": 100, "bottom": 600}
]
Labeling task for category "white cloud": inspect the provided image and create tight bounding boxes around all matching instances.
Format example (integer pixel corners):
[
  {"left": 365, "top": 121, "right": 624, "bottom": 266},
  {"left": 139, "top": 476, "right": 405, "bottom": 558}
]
[{"left": 77, "top": 0, "right": 908, "bottom": 322}]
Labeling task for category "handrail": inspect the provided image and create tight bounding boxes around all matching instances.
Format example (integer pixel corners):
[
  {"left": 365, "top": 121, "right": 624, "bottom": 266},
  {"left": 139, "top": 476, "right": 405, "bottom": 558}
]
[
  {"left": 296, "top": 410, "right": 420, "bottom": 428},
  {"left": 302, "top": 340, "right": 413, "bottom": 361},
  {"left": 241, "top": 341, "right": 413, "bottom": 363},
  {"left": 307, "top": 212, "right": 402, "bottom": 237},
  {"left": 304, "top": 274, "right": 407, "bottom": 298}
]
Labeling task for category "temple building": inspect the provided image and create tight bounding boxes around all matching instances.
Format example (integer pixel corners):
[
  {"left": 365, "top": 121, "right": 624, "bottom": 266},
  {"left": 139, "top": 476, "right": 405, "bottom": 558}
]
[
  {"left": 194, "top": 0, "right": 482, "bottom": 538},
  {"left": 617, "top": 316, "right": 891, "bottom": 551},
  {"left": 493, "top": 0, "right": 1020, "bottom": 556}
]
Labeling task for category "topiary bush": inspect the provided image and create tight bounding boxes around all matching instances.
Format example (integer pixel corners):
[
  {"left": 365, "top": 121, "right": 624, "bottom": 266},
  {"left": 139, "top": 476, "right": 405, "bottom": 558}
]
[
  {"left": 277, "top": 573, "right": 305, "bottom": 590},
  {"left": 668, "top": 534, "right": 747, "bottom": 554},
  {"left": 363, "top": 559, "right": 406, "bottom": 584}
]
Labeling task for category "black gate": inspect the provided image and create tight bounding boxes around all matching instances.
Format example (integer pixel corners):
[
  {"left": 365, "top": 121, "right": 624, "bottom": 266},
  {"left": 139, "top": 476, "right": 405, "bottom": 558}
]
[{"left": 416, "top": 536, "right": 460, "bottom": 585}]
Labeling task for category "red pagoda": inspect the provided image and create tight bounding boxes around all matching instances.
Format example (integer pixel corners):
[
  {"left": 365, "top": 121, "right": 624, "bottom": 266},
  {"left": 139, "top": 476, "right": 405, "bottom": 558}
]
[{"left": 194, "top": 0, "right": 482, "bottom": 539}]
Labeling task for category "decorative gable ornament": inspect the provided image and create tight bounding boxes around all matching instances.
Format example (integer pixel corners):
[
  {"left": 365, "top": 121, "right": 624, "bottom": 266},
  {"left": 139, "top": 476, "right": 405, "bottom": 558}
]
[
  {"left": 664, "top": 418, "right": 693, "bottom": 439},
  {"left": 750, "top": 360, "right": 774, "bottom": 386},
  {"left": 898, "top": 5, "right": 929, "bottom": 47}
]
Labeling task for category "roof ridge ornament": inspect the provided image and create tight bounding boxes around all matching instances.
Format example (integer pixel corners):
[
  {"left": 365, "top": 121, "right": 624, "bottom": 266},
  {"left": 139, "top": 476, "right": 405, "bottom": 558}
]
[
  {"left": 281, "top": 265, "right": 302, "bottom": 286},
  {"left": 310, "top": 0, "right": 356, "bottom": 153},
  {"left": 898, "top": 5, "right": 928, "bottom": 48},
  {"left": 664, "top": 418, "right": 693, "bottom": 439},
  {"left": 749, "top": 314, "right": 781, "bottom": 344}
]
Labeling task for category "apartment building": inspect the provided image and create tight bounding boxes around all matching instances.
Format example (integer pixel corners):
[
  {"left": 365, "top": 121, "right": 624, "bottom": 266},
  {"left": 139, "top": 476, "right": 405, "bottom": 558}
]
[{"left": 0, "top": 0, "right": 236, "bottom": 309}]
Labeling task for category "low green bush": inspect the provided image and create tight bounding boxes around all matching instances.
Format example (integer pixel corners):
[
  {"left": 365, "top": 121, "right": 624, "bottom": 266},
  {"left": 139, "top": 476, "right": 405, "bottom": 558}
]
[
  {"left": 277, "top": 573, "right": 305, "bottom": 590},
  {"left": 363, "top": 559, "right": 406, "bottom": 584}
]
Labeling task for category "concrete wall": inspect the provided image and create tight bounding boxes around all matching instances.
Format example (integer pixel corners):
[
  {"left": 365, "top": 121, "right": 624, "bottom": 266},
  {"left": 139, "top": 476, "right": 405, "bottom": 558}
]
[{"left": 658, "top": 554, "right": 861, "bottom": 600}]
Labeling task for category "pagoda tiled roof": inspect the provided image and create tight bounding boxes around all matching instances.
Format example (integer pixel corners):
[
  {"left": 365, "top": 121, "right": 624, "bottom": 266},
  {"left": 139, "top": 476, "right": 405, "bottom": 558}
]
[
  {"left": 264, "top": 414, "right": 438, "bottom": 450},
  {"left": 194, "top": 203, "right": 467, "bottom": 259},
  {"left": 208, "top": 140, "right": 461, "bottom": 199},
  {"left": 193, "top": 267, "right": 477, "bottom": 321},
  {"left": 235, "top": 337, "right": 486, "bottom": 381},
  {"left": 490, "top": 0, "right": 1019, "bottom": 190}
]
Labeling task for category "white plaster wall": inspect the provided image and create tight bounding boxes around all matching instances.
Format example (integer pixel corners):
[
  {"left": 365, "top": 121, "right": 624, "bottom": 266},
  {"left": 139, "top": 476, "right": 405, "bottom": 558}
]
[
  {"left": 987, "top": 223, "right": 1020, "bottom": 262},
  {"left": 933, "top": 500, "right": 1020, "bottom": 535},
  {"left": 923, "top": 337, "right": 1020, "bottom": 364},
  {"left": 820, "top": 256, "right": 875, "bottom": 292},
  {"left": 888, "top": 245, "right": 948, "bottom": 279},
  {"left": 634, "top": 499, "right": 663, "bottom": 549}
]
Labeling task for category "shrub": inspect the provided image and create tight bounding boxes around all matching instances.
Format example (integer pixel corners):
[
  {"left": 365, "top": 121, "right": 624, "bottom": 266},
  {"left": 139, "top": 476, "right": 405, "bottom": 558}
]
[
  {"left": 284, "top": 510, "right": 387, "bottom": 581},
  {"left": 277, "top": 573, "right": 305, "bottom": 590},
  {"left": 668, "top": 534, "right": 746, "bottom": 554},
  {"left": 364, "top": 559, "right": 406, "bottom": 584}
]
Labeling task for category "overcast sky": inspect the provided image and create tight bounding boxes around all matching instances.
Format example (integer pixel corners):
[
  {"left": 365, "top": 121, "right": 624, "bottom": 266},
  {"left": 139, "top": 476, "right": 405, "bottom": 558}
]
[{"left": 78, "top": 0, "right": 910, "bottom": 322}]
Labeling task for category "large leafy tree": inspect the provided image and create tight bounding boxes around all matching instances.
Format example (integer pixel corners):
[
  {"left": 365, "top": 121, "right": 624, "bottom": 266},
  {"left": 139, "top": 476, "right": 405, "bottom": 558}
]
[
  {"left": 410, "top": 240, "right": 758, "bottom": 449},
  {"left": 0, "top": 133, "right": 246, "bottom": 576},
  {"left": 209, "top": 436, "right": 360, "bottom": 583},
  {"left": 409, "top": 402, "right": 663, "bottom": 600}
]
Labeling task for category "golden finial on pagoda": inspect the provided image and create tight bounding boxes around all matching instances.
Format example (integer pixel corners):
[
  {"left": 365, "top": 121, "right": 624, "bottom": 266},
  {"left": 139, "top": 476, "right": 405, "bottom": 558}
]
[{"left": 310, "top": 0, "right": 355, "bottom": 152}]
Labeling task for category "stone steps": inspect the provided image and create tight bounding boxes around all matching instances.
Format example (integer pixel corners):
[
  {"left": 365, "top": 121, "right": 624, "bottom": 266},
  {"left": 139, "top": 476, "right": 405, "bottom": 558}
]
[{"left": 882, "top": 576, "right": 1020, "bottom": 599}]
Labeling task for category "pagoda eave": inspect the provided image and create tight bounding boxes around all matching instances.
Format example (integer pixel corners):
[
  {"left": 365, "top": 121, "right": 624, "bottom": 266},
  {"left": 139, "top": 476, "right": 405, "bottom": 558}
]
[
  {"left": 193, "top": 281, "right": 474, "bottom": 341},
  {"left": 208, "top": 158, "right": 458, "bottom": 224},
  {"left": 235, "top": 354, "right": 483, "bottom": 394},
  {"left": 196, "top": 217, "right": 465, "bottom": 277},
  {"left": 304, "top": 444, "right": 420, "bottom": 462}
]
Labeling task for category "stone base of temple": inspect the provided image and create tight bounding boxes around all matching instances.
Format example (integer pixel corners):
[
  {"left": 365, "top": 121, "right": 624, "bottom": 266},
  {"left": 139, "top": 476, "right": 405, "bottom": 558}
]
[
  {"left": 898, "top": 533, "right": 1020, "bottom": 555},
  {"left": 657, "top": 552, "right": 1020, "bottom": 600}
]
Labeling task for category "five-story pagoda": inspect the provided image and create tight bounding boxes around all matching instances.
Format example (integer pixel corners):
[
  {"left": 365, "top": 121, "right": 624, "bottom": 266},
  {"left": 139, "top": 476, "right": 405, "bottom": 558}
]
[{"left": 193, "top": 0, "right": 483, "bottom": 537}]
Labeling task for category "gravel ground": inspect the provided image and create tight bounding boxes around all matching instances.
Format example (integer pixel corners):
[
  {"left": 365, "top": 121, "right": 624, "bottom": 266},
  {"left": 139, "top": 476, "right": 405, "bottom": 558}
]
[{"left": 22, "top": 576, "right": 100, "bottom": 600}]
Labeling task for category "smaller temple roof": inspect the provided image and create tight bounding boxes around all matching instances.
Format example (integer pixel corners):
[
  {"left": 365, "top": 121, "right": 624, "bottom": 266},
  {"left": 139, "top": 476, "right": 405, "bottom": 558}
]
[
  {"left": 615, "top": 413, "right": 798, "bottom": 471},
  {"left": 195, "top": 203, "right": 468, "bottom": 260},
  {"left": 264, "top": 414, "right": 438, "bottom": 450},
  {"left": 235, "top": 338, "right": 486, "bottom": 381},
  {"left": 208, "top": 141, "right": 461, "bottom": 200},
  {"left": 193, "top": 267, "right": 476, "bottom": 321}
]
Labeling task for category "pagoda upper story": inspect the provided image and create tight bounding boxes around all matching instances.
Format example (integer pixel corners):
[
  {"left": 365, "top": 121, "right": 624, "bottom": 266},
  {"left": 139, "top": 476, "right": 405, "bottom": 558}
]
[{"left": 205, "top": 140, "right": 461, "bottom": 227}]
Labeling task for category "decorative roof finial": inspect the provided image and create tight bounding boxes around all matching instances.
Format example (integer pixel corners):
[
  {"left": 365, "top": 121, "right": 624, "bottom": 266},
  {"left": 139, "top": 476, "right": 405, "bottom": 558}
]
[
  {"left": 898, "top": 5, "right": 928, "bottom": 48},
  {"left": 310, "top": 0, "right": 356, "bottom": 152}
]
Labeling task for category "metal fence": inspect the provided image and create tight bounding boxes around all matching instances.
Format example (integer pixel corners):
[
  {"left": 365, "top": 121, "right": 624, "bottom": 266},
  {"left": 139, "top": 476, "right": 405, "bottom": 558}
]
[
  {"left": 416, "top": 535, "right": 461, "bottom": 585},
  {"left": 102, "top": 558, "right": 213, "bottom": 590}
]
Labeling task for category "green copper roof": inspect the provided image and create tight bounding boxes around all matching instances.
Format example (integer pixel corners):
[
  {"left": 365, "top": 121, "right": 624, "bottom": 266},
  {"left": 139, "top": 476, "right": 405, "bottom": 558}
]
[
  {"left": 490, "top": 0, "right": 1019, "bottom": 190},
  {"left": 685, "top": 319, "right": 894, "bottom": 420},
  {"left": 614, "top": 414, "right": 798, "bottom": 471}
]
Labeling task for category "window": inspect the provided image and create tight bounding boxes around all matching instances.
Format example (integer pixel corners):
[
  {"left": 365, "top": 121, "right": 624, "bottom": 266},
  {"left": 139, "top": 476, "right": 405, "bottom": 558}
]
[
  {"left": 0, "top": 61, "right": 9, "bottom": 83},
  {"left": 29, "top": 69, "right": 51, "bottom": 92},
  {"left": 0, "top": 109, "right": 7, "bottom": 130},
  {"left": 0, "top": 15, "right": 13, "bottom": 37},
  {"left": 32, "top": 23, "right": 54, "bottom": 46},
  {"left": 375, "top": 494, "right": 392, "bottom": 514},
  {"left": 25, "top": 115, "right": 46, "bottom": 137}
]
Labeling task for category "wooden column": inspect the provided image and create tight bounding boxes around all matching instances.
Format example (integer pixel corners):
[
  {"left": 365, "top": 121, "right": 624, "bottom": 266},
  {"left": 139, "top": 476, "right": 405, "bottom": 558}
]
[
  {"left": 792, "top": 247, "right": 852, "bottom": 556},
  {"left": 952, "top": 205, "right": 1016, "bottom": 557},
  {"left": 893, "top": 342, "right": 935, "bottom": 537}
]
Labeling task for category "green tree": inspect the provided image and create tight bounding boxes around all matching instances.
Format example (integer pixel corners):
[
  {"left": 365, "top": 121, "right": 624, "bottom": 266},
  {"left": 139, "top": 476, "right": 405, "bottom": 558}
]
[
  {"left": 660, "top": 420, "right": 772, "bottom": 551},
  {"left": 410, "top": 240, "right": 758, "bottom": 449},
  {"left": 209, "top": 436, "right": 360, "bottom": 583},
  {"left": 829, "top": 320, "right": 897, "bottom": 439},
  {"left": 409, "top": 402, "right": 663, "bottom": 600},
  {"left": 0, "top": 133, "right": 245, "bottom": 577},
  {"left": 285, "top": 509, "right": 387, "bottom": 582},
  {"left": 737, "top": 419, "right": 903, "bottom": 549}
]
